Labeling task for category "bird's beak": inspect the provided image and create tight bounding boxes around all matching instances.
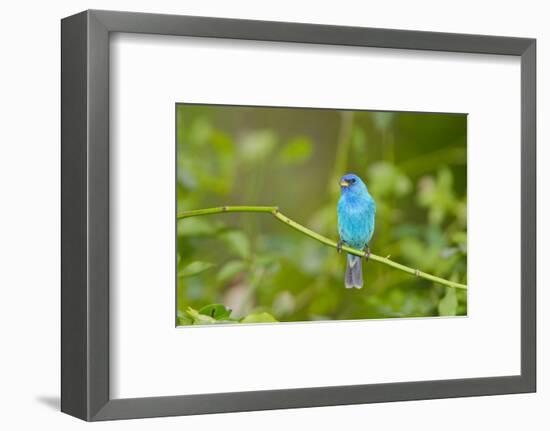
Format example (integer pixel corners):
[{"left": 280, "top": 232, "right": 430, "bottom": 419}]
[{"left": 340, "top": 180, "right": 349, "bottom": 188}]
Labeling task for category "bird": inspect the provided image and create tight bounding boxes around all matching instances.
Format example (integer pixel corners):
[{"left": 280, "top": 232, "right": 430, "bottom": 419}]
[{"left": 337, "top": 173, "right": 376, "bottom": 289}]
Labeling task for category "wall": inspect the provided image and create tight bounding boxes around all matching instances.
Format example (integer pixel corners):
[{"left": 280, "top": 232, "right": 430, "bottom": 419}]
[{"left": 0, "top": 0, "right": 546, "bottom": 428}]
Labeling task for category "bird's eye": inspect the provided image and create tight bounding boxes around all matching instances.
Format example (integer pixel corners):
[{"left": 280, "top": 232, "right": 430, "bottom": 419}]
[{"left": 350, "top": 178, "right": 356, "bottom": 184}]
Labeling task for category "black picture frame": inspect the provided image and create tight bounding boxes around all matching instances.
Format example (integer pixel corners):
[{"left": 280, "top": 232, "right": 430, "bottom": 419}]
[{"left": 61, "top": 9, "right": 536, "bottom": 421}]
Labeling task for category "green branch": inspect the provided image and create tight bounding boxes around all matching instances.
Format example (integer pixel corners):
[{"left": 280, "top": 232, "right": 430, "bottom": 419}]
[{"left": 177, "top": 206, "right": 467, "bottom": 290}]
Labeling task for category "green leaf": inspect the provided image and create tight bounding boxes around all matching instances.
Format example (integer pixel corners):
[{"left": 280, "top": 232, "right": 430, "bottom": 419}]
[
  {"left": 240, "top": 312, "right": 278, "bottom": 324},
  {"left": 177, "top": 310, "right": 193, "bottom": 326},
  {"left": 198, "top": 304, "right": 232, "bottom": 320},
  {"left": 278, "top": 136, "right": 313, "bottom": 165},
  {"left": 178, "top": 261, "right": 215, "bottom": 278},
  {"left": 185, "top": 307, "right": 218, "bottom": 324},
  {"left": 217, "top": 260, "right": 248, "bottom": 283},
  {"left": 185, "top": 306, "right": 238, "bottom": 325},
  {"left": 438, "top": 287, "right": 457, "bottom": 316},
  {"left": 221, "top": 230, "right": 251, "bottom": 259}
]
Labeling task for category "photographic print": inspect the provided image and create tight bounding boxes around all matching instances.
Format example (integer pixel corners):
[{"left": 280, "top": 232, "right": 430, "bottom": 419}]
[{"left": 176, "top": 104, "right": 467, "bottom": 325}]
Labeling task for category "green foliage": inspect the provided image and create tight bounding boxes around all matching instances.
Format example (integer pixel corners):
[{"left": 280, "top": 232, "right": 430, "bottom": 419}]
[
  {"left": 198, "top": 304, "right": 232, "bottom": 320},
  {"left": 240, "top": 312, "right": 278, "bottom": 323},
  {"left": 178, "top": 261, "right": 215, "bottom": 278},
  {"left": 178, "top": 304, "right": 278, "bottom": 325},
  {"left": 438, "top": 287, "right": 458, "bottom": 316},
  {"left": 176, "top": 105, "right": 467, "bottom": 324}
]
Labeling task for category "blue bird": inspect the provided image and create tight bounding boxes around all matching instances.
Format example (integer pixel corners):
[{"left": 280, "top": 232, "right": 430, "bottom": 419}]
[{"left": 337, "top": 173, "right": 376, "bottom": 289}]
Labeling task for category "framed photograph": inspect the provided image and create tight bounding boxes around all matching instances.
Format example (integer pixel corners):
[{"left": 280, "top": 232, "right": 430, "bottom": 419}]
[
  {"left": 176, "top": 104, "right": 468, "bottom": 325},
  {"left": 61, "top": 9, "right": 536, "bottom": 421}
]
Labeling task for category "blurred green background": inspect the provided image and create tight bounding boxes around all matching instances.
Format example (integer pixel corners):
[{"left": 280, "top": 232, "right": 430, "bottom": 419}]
[{"left": 176, "top": 104, "right": 467, "bottom": 325}]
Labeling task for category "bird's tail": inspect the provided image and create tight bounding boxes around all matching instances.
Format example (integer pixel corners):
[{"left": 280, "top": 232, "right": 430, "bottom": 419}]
[{"left": 345, "top": 254, "right": 363, "bottom": 289}]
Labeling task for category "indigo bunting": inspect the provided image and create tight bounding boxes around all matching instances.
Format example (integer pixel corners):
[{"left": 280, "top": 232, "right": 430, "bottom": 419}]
[{"left": 337, "top": 173, "right": 376, "bottom": 289}]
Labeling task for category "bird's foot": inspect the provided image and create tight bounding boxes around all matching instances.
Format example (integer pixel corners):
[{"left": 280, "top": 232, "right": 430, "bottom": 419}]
[
  {"left": 364, "top": 246, "right": 371, "bottom": 262},
  {"left": 336, "top": 240, "right": 344, "bottom": 254}
]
